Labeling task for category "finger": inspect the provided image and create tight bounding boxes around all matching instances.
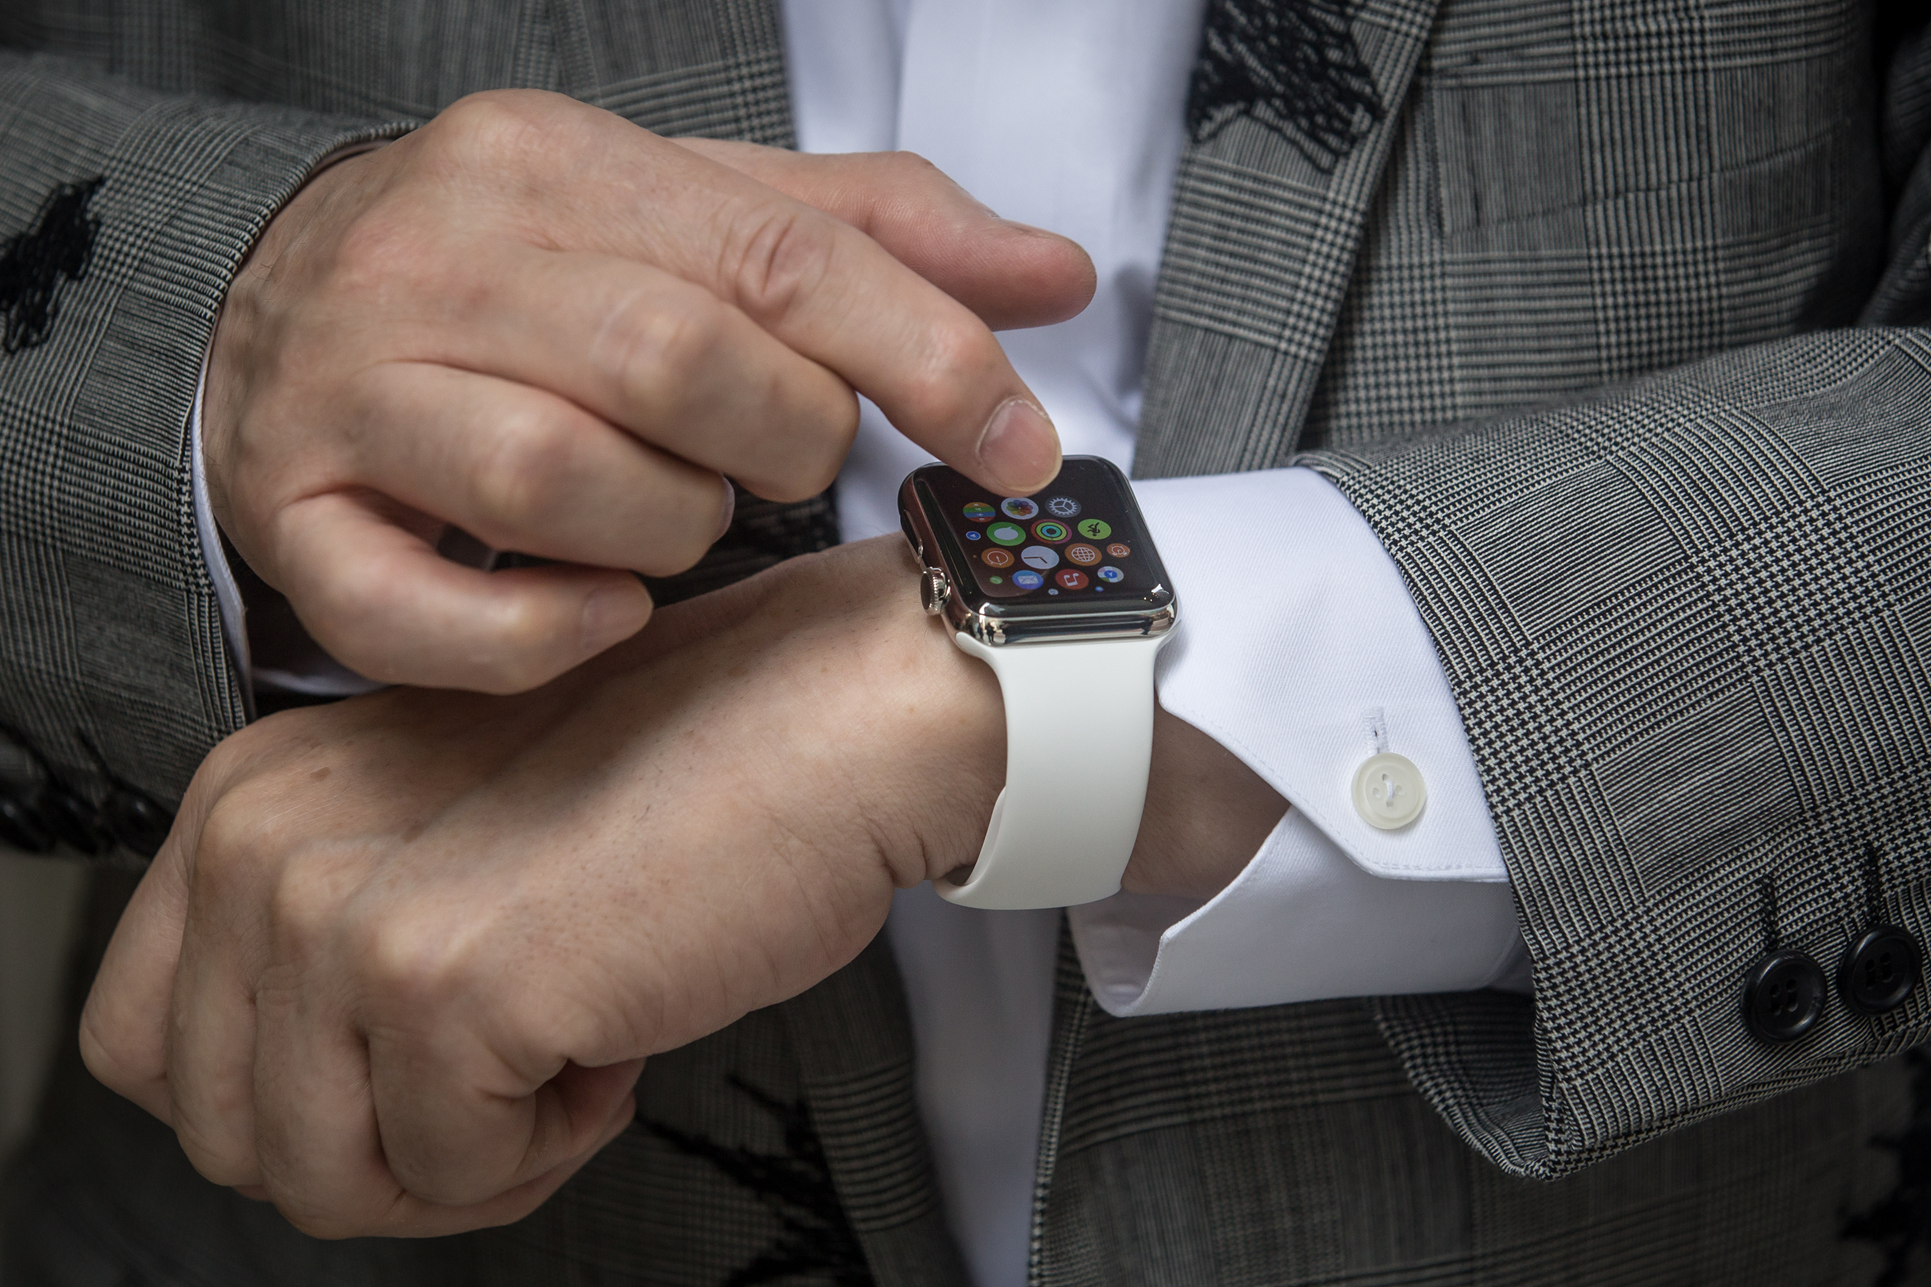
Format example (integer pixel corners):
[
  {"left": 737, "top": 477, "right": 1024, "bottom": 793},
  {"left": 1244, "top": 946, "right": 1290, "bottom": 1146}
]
[
  {"left": 453, "top": 103, "right": 1062, "bottom": 494},
  {"left": 343, "top": 361, "right": 744, "bottom": 559},
  {"left": 275, "top": 491, "right": 653, "bottom": 694},
  {"left": 369, "top": 1013, "right": 645, "bottom": 1207},
  {"left": 256, "top": 967, "right": 639, "bottom": 1238},
  {"left": 162, "top": 894, "right": 266, "bottom": 1188},
  {"left": 672, "top": 140, "right": 1098, "bottom": 332},
  {"left": 78, "top": 734, "right": 263, "bottom": 1124},
  {"left": 79, "top": 806, "right": 201, "bottom": 1122},
  {"left": 403, "top": 249, "right": 858, "bottom": 503}
]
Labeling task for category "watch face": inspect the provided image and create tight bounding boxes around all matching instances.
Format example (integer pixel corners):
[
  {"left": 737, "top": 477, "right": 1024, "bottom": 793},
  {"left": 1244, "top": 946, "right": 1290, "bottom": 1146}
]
[{"left": 908, "top": 457, "right": 1171, "bottom": 612}]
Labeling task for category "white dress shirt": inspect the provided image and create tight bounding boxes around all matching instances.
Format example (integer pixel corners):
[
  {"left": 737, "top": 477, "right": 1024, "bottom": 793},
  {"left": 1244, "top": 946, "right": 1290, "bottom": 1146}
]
[{"left": 190, "top": 5, "right": 1527, "bottom": 1283}]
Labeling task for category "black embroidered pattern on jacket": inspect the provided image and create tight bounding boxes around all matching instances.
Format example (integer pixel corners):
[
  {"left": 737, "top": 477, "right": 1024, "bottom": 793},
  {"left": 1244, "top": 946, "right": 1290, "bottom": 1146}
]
[
  {"left": 1842, "top": 1047, "right": 1931, "bottom": 1286},
  {"left": 1186, "top": 0, "right": 1383, "bottom": 172},
  {"left": 0, "top": 177, "right": 104, "bottom": 355},
  {"left": 643, "top": 1075, "right": 873, "bottom": 1287}
]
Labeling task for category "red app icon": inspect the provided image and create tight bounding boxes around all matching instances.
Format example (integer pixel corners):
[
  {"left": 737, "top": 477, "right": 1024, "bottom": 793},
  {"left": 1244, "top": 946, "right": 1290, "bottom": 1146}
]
[
  {"left": 1106, "top": 542, "right": 1131, "bottom": 558},
  {"left": 981, "top": 547, "right": 1014, "bottom": 568},
  {"left": 1055, "top": 569, "right": 1089, "bottom": 590},
  {"left": 1065, "top": 543, "right": 1101, "bottom": 566}
]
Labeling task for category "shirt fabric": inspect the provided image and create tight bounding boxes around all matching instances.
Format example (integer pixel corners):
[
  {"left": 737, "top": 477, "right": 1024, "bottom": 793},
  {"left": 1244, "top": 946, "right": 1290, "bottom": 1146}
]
[{"left": 187, "top": 5, "right": 1527, "bottom": 1284}]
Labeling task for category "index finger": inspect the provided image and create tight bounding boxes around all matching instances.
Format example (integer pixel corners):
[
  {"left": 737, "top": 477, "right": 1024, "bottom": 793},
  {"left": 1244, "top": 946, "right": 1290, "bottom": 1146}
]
[{"left": 440, "top": 95, "right": 1064, "bottom": 495}]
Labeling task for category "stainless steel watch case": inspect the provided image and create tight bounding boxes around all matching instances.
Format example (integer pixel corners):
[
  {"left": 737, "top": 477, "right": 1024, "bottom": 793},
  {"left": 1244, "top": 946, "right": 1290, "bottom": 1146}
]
[{"left": 897, "top": 458, "right": 1177, "bottom": 647}]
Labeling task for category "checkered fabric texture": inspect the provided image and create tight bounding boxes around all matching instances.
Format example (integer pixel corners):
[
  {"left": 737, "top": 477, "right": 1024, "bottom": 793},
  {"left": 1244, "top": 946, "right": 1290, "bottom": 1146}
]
[{"left": 4, "top": 0, "right": 1931, "bottom": 1284}]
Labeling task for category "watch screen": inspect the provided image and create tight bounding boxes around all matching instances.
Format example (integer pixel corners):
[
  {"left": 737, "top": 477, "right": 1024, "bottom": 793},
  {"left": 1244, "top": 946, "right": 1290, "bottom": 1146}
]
[{"left": 916, "top": 457, "right": 1166, "bottom": 603}]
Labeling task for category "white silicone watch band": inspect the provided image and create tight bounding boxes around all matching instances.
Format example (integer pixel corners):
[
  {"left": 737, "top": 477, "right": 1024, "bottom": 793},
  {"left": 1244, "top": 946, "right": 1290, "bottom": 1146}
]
[{"left": 939, "top": 631, "right": 1171, "bottom": 909}]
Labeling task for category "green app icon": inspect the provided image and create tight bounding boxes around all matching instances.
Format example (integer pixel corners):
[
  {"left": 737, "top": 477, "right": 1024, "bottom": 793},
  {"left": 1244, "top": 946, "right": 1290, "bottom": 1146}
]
[
  {"left": 1076, "top": 518, "right": 1111, "bottom": 540},
  {"left": 988, "top": 522, "right": 1027, "bottom": 546}
]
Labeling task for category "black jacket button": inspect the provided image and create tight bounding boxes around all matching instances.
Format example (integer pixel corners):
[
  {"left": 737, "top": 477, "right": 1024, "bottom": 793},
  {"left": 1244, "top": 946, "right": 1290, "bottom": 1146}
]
[
  {"left": 1743, "top": 948, "right": 1826, "bottom": 1042},
  {"left": 1838, "top": 926, "right": 1922, "bottom": 1016},
  {"left": 40, "top": 784, "right": 107, "bottom": 856},
  {"left": 0, "top": 791, "right": 54, "bottom": 854},
  {"left": 104, "top": 787, "right": 173, "bottom": 859}
]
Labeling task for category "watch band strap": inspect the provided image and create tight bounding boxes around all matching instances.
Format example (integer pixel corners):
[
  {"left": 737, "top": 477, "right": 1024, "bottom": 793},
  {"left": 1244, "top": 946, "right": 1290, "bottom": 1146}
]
[{"left": 940, "top": 632, "right": 1171, "bottom": 909}]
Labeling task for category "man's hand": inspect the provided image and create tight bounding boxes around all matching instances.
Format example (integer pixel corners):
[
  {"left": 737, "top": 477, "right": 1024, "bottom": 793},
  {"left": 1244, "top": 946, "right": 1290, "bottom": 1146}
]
[
  {"left": 82, "top": 537, "right": 1006, "bottom": 1236},
  {"left": 78, "top": 538, "right": 1282, "bottom": 1239},
  {"left": 207, "top": 90, "right": 1094, "bottom": 693}
]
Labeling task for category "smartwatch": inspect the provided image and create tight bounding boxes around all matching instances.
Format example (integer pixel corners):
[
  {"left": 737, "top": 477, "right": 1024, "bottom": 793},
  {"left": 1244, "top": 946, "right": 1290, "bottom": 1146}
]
[{"left": 898, "top": 456, "right": 1178, "bottom": 909}]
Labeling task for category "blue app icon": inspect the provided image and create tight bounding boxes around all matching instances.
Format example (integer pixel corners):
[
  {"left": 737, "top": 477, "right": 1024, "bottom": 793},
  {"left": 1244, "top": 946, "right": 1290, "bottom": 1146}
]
[
  {"left": 1011, "top": 570, "right": 1044, "bottom": 590},
  {"left": 1096, "top": 565, "right": 1124, "bottom": 583},
  {"left": 965, "top": 530, "right": 981, "bottom": 540}
]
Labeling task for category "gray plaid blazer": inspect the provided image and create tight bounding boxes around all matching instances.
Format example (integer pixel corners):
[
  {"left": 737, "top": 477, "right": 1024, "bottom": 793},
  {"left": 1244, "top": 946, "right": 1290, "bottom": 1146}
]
[{"left": 3, "top": 0, "right": 1930, "bottom": 1283}]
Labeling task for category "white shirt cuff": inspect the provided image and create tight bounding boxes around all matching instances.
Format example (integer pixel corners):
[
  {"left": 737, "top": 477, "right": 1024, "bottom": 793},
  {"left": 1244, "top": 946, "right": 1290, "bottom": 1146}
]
[
  {"left": 1069, "top": 466, "right": 1525, "bottom": 1017},
  {"left": 190, "top": 354, "right": 252, "bottom": 685},
  {"left": 190, "top": 353, "right": 381, "bottom": 700}
]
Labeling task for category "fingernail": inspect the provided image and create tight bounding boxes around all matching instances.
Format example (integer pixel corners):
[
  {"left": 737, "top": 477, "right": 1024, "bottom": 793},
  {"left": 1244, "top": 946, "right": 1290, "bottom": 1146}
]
[
  {"left": 977, "top": 398, "right": 1060, "bottom": 493},
  {"left": 713, "top": 474, "right": 736, "bottom": 542},
  {"left": 581, "top": 581, "right": 649, "bottom": 656}
]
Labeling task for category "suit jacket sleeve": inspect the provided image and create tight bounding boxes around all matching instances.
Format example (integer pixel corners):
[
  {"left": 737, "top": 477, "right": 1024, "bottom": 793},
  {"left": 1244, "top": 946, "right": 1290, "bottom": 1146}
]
[
  {"left": 0, "top": 46, "right": 409, "bottom": 806},
  {"left": 1292, "top": 26, "right": 1931, "bottom": 1179}
]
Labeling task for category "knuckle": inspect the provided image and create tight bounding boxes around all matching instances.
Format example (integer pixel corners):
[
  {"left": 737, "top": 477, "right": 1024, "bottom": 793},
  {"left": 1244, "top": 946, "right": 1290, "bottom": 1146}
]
[
  {"left": 882, "top": 149, "right": 946, "bottom": 189},
  {"left": 900, "top": 316, "right": 996, "bottom": 427},
  {"left": 430, "top": 91, "right": 558, "bottom": 171},
  {"left": 354, "top": 904, "right": 482, "bottom": 1012},
  {"left": 262, "top": 849, "right": 352, "bottom": 964},
  {"left": 600, "top": 288, "right": 722, "bottom": 414},
  {"left": 76, "top": 1005, "right": 140, "bottom": 1091},
  {"left": 719, "top": 202, "right": 839, "bottom": 324},
  {"left": 194, "top": 795, "right": 277, "bottom": 900},
  {"left": 468, "top": 405, "right": 576, "bottom": 535},
  {"left": 634, "top": 489, "right": 723, "bottom": 577}
]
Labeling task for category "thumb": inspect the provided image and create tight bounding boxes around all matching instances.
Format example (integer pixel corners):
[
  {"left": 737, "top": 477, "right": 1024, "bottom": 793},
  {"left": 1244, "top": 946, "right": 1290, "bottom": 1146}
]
[{"left": 672, "top": 139, "right": 1097, "bottom": 332}]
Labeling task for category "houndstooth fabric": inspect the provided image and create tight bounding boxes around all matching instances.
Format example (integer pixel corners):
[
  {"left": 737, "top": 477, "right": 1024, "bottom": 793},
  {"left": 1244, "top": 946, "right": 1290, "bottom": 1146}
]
[
  {"left": 1138, "top": 0, "right": 1931, "bottom": 1187},
  {"left": 5, "top": 0, "right": 1931, "bottom": 1285}
]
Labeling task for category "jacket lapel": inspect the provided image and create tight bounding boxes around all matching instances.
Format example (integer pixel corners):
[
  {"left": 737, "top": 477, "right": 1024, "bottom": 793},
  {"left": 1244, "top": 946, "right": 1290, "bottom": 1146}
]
[{"left": 1133, "top": 0, "right": 1445, "bottom": 479}]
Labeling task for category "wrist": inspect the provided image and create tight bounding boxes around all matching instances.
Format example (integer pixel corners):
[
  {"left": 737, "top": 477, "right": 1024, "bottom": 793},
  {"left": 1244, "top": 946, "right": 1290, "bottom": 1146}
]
[
  {"left": 205, "top": 145, "right": 386, "bottom": 539},
  {"left": 652, "top": 536, "right": 1006, "bottom": 891},
  {"left": 1125, "top": 709, "right": 1288, "bottom": 901}
]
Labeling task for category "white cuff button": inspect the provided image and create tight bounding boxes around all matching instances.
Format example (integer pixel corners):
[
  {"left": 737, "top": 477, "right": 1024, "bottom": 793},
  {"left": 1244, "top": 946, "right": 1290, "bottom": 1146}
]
[{"left": 1352, "top": 753, "right": 1426, "bottom": 830}]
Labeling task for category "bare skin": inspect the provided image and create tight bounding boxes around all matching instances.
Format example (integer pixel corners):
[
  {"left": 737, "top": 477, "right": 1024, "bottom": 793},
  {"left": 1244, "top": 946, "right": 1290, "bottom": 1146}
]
[
  {"left": 79, "top": 537, "right": 1283, "bottom": 1240},
  {"left": 206, "top": 89, "right": 1094, "bottom": 694}
]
